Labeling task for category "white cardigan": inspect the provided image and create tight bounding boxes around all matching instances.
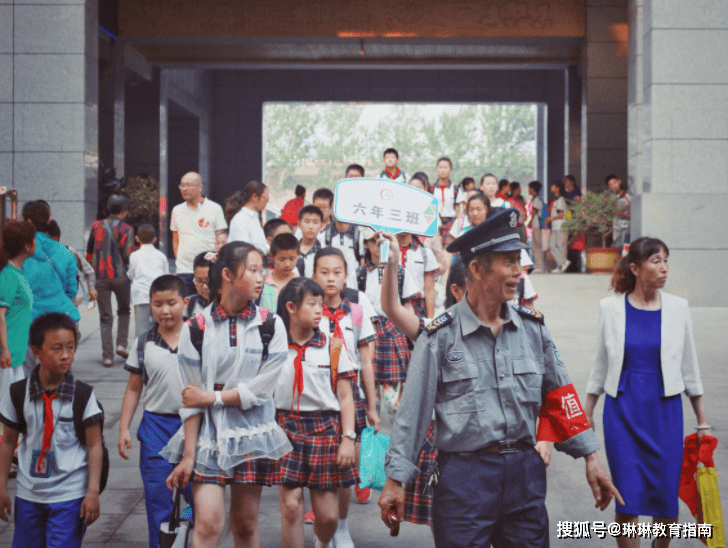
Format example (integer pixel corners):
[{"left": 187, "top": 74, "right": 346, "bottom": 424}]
[{"left": 586, "top": 291, "right": 703, "bottom": 398}]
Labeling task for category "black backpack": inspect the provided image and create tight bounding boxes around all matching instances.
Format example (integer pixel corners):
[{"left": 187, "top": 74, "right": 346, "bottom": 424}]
[
  {"left": 187, "top": 309, "right": 277, "bottom": 361},
  {"left": 10, "top": 378, "right": 110, "bottom": 494},
  {"left": 324, "top": 225, "right": 362, "bottom": 263}
]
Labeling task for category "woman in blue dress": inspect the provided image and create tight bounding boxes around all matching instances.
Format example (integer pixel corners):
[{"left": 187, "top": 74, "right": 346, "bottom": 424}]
[{"left": 585, "top": 237, "right": 711, "bottom": 548}]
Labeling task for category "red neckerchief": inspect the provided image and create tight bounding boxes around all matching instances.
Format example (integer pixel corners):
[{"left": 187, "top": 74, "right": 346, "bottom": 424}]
[
  {"left": 496, "top": 191, "right": 509, "bottom": 201},
  {"left": 436, "top": 180, "right": 450, "bottom": 206},
  {"left": 288, "top": 331, "right": 327, "bottom": 413},
  {"left": 385, "top": 167, "right": 401, "bottom": 179},
  {"left": 323, "top": 306, "right": 347, "bottom": 392},
  {"left": 39, "top": 392, "right": 57, "bottom": 473}
]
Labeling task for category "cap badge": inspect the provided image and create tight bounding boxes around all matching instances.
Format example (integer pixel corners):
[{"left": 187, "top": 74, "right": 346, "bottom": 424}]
[{"left": 509, "top": 211, "right": 518, "bottom": 228}]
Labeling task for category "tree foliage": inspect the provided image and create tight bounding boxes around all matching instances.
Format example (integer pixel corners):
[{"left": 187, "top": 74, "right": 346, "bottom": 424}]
[{"left": 263, "top": 102, "right": 537, "bottom": 206}]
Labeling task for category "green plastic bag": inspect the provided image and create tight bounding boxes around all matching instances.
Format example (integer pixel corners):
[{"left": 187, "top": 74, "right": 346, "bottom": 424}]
[{"left": 358, "top": 427, "right": 390, "bottom": 491}]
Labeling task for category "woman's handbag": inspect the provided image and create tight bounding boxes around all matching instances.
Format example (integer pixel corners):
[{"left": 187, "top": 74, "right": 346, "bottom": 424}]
[
  {"left": 358, "top": 426, "right": 390, "bottom": 491},
  {"left": 679, "top": 434, "right": 725, "bottom": 547},
  {"left": 159, "top": 485, "right": 192, "bottom": 548}
]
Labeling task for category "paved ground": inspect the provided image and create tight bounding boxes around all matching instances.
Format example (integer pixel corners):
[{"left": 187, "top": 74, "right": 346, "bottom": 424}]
[{"left": 1, "top": 273, "right": 726, "bottom": 547}]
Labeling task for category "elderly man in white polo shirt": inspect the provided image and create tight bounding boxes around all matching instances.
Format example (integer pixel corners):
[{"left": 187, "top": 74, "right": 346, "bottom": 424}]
[{"left": 170, "top": 172, "right": 227, "bottom": 296}]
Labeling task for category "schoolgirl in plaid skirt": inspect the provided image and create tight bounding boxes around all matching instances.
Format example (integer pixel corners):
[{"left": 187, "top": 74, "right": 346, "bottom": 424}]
[
  {"left": 163, "top": 242, "right": 292, "bottom": 548},
  {"left": 274, "top": 277, "right": 359, "bottom": 548}
]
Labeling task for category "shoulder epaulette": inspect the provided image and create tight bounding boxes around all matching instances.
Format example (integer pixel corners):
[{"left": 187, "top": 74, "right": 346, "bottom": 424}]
[
  {"left": 514, "top": 305, "right": 545, "bottom": 323},
  {"left": 425, "top": 311, "right": 455, "bottom": 336}
]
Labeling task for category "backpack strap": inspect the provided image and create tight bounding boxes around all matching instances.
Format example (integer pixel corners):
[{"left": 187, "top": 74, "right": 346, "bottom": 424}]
[
  {"left": 137, "top": 333, "right": 149, "bottom": 386},
  {"left": 356, "top": 266, "right": 367, "bottom": 293},
  {"left": 296, "top": 256, "right": 306, "bottom": 278},
  {"left": 324, "top": 225, "right": 333, "bottom": 247},
  {"left": 73, "top": 380, "right": 94, "bottom": 446},
  {"left": 187, "top": 314, "right": 205, "bottom": 358},
  {"left": 9, "top": 378, "right": 29, "bottom": 435},
  {"left": 257, "top": 308, "right": 276, "bottom": 362},
  {"left": 341, "top": 287, "right": 359, "bottom": 304},
  {"left": 352, "top": 226, "right": 361, "bottom": 263},
  {"left": 186, "top": 295, "right": 197, "bottom": 319}
]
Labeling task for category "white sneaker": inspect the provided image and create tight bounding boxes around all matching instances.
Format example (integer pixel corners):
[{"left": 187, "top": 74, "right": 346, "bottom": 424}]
[
  {"left": 559, "top": 260, "right": 572, "bottom": 273},
  {"left": 333, "top": 527, "right": 354, "bottom": 548},
  {"left": 314, "top": 537, "right": 331, "bottom": 548}
]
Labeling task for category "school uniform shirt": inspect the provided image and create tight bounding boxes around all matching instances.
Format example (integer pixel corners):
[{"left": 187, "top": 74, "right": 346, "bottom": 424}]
[
  {"left": 320, "top": 293, "right": 377, "bottom": 370},
  {"left": 170, "top": 197, "right": 227, "bottom": 274},
  {"left": 449, "top": 217, "right": 471, "bottom": 240},
  {"left": 185, "top": 293, "right": 211, "bottom": 320},
  {"left": 229, "top": 207, "right": 269, "bottom": 255},
  {"left": 399, "top": 239, "right": 439, "bottom": 294},
  {"left": 125, "top": 324, "right": 184, "bottom": 416},
  {"left": 296, "top": 240, "right": 323, "bottom": 279},
  {"left": 0, "top": 370, "right": 102, "bottom": 503},
  {"left": 431, "top": 181, "right": 466, "bottom": 219},
  {"left": 127, "top": 244, "right": 170, "bottom": 306},
  {"left": 274, "top": 330, "right": 357, "bottom": 413},
  {"left": 318, "top": 225, "right": 364, "bottom": 284},
  {"left": 360, "top": 263, "right": 421, "bottom": 317},
  {"left": 378, "top": 168, "right": 408, "bottom": 184}
]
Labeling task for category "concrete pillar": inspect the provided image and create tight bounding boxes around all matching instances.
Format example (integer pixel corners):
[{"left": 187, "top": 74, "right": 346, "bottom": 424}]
[
  {"left": 584, "top": 0, "right": 629, "bottom": 192},
  {"left": 629, "top": 0, "right": 728, "bottom": 306},
  {"left": 1, "top": 0, "right": 98, "bottom": 248}
]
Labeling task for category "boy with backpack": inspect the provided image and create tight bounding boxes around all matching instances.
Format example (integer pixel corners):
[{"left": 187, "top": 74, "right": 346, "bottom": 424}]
[
  {"left": 0, "top": 312, "right": 104, "bottom": 548},
  {"left": 118, "top": 275, "right": 191, "bottom": 548}
]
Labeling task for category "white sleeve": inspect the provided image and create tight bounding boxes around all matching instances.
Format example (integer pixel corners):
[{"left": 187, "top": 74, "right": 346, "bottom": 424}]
[
  {"left": 228, "top": 212, "right": 246, "bottom": 243},
  {"left": 0, "top": 389, "right": 18, "bottom": 428},
  {"left": 235, "top": 315, "right": 289, "bottom": 410},
  {"left": 82, "top": 392, "right": 103, "bottom": 422},
  {"left": 401, "top": 268, "right": 420, "bottom": 300},
  {"left": 357, "top": 292, "right": 377, "bottom": 341},
  {"left": 213, "top": 203, "right": 228, "bottom": 231},
  {"left": 169, "top": 208, "right": 178, "bottom": 232},
  {"left": 423, "top": 247, "right": 439, "bottom": 273},
  {"left": 456, "top": 189, "right": 467, "bottom": 204},
  {"left": 178, "top": 323, "right": 205, "bottom": 421},
  {"left": 127, "top": 254, "right": 136, "bottom": 280},
  {"left": 449, "top": 218, "right": 461, "bottom": 238},
  {"left": 345, "top": 270, "right": 358, "bottom": 290}
]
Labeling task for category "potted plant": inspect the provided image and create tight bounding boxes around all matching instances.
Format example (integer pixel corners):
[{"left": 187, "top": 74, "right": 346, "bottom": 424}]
[{"left": 562, "top": 190, "right": 627, "bottom": 273}]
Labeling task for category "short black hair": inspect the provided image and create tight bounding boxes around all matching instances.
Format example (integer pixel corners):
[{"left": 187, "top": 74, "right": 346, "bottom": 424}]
[
  {"left": 137, "top": 224, "right": 156, "bottom": 244},
  {"left": 270, "top": 233, "right": 300, "bottom": 256},
  {"left": 263, "top": 218, "right": 291, "bottom": 239},
  {"left": 564, "top": 174, "right": 576, "bottom": 185},
  {"left": 604, "top": 173, "right": 619, "bottom": 186},
  {"left": 312, "top": 188, "right": 334, "bottom": 206},
  {"left": 149, "top": 274, "right": 186, "bottom": 300},
  {"left": 460, "top": 177, "right": 475, "bottom": 189},
  {"left": 509, "top": 181, "right": 521, "bottom": 193},
  {"left": 313, "top": 247, "right": 348, "bottom": 274},
  {"left": 46, "top": 219, "right": 61, "bottom": 240},
  {"left": 193, "top": 252, "right": 212, "bottom": 270},
  {"left": 498, "top": 179, "right": 510, "bottom": 191},
  {"left": 299, "top": 205, "right": 324, "bottom": 222},
  {"left": 383, "top": 148, "right": 399, "bottom": 159},
  {"left": 528, "top": 180, "right": 542, "bottom": 193},
  {"left": 295, "top": 185, "right": 306, "bottom": 198},
  {"left": 437, "top": 157, "right": 452, "bottom": 168},
  {"left": 345, "top": 164, "right": 365, "bottom": 177},
  {"left": 30, "top": 312, "right": 77, "bottom": 348},
  {"left": 276, "top": 278, "right": 324, "bottom": 331},
  {"left": 107, "top": 194, "right": 129, "bottom": 215},
  {"left": 412, "top": 171, "right": 429, "bottom": 184}
]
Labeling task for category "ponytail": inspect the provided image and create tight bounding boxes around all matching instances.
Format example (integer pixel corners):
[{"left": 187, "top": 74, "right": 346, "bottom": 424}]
[
  {"left": 241, "top": 181, "right": 267, "bottom": 206},
  {"left": 0, "top": 221, "right": 36, "bottom": 270}
]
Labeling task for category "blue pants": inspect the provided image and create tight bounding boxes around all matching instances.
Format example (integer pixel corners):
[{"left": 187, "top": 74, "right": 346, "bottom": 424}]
[
  {"left": 432, "top": 448, "right": 548, "bottom": 548},
  {"left": 139, "top": 411, "right": 192, "bottom": 548},
  {"left": 13, "top": 496, "right": 85, "bottom": 548}
]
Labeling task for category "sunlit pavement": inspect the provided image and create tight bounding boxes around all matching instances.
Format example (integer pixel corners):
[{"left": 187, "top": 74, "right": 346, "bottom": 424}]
[{"left": 1, "top": 273, "right": 725, "bottom": 547}]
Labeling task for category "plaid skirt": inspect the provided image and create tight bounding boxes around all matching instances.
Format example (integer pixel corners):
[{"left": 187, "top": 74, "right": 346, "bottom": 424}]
[
  {"left": 373, "top": 317, "right": 411, "bottom": 384},
  {"left": 193, "top": 458, "right": 279, "bottom": 487},
  {"left": 404, "top": 422, "right": 437, "bottom": 525},
  {"left": 440, "top": 217, "right": 455, "bottom": 247},
  {"left": 276, "top": 410, "right": 359, "bottom": 490},
  {"left": 352, "top": 373, "right": 368, "bottom": 436}
]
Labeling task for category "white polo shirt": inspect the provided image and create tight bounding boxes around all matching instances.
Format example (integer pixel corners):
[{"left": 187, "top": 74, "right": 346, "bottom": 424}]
[
  {"left": 0, "top": 372, "right": 102, "bottom": 504},
  {"left": 127, "top": 244, "right": 170, "bottom": 305},
  {"left": 358, "top": 264, "right": 420, "bottom": 317},
  {"left": 274, "top": 330, "right": 356, "bottom": 412},
  {"left": 400, "top": 241, "right": 439, "bottom": 294},
  {"left": 125, "top": 325, "right": 184, "bottom": 416},
  {"left": 170, "top": 198, "right": 227, "bottom": 274},
  {"left": 319, "top": 294, "right": 377, "bottom": 370},
  {"left": 431, "top": 182, "right": 466, "bottom": 219}
]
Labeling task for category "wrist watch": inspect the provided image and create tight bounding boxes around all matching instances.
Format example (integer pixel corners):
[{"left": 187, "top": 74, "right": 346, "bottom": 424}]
[
  {"left": 343, "top": 430, "right": 357, "bottom": 441},
  {"left": 214, "top": 391, "right": 224, "bottom": 408}
]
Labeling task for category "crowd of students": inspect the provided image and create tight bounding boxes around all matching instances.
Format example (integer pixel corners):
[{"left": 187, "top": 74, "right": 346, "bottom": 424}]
[{"left": 0, "top": 150, "right": 556, "bottom": 548}]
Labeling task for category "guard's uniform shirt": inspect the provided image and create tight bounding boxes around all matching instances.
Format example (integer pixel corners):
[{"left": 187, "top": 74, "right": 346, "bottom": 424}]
[{"left": 385, "top": 294, "right": 599, "bottom": 484}]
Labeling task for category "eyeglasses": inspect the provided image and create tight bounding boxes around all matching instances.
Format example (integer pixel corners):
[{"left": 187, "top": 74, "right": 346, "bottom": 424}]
[
  {"left": 179, "top": 183, "right": 200, "bottom": 189},
  {"left": 193, "top": 278, "right": 209, "bottom": 286}
]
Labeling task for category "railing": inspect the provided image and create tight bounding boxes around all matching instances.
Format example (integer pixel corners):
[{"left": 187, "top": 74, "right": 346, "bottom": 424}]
[{"left": 0, "top": 187, "right": 19, "bottom": 239}]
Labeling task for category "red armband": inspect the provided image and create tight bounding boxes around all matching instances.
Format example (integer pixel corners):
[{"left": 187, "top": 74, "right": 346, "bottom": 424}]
[{"left": 537, "top": 384, "right": 590, "bottom": 443}]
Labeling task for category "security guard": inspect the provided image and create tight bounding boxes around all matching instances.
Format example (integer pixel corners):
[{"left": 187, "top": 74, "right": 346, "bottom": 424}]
[{"left": 379, "top": 208, "right": 623, "bottom": 547}]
